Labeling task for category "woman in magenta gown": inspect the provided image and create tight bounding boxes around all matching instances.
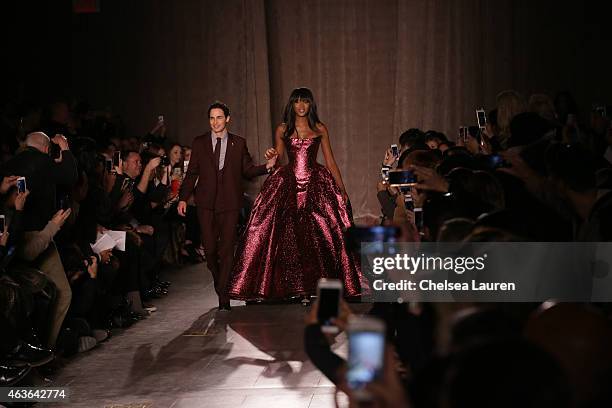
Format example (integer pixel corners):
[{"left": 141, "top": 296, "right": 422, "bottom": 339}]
[{"left": 228, "top": 87, "right": 365, "bottom": 301}]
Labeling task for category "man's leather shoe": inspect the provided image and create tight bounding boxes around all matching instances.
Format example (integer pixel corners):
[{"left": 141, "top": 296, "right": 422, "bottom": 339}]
[
  {"left": 7, "top": 342, "right": 54, "bottom": 367},
  {"left": 0, "top": 364, "right": 31, "bottom": 386}
]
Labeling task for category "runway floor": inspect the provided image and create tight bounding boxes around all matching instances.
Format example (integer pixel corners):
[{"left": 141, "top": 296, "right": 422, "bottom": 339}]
[{"left": 45, "top": 263, "right": 348, "bottom": 408}]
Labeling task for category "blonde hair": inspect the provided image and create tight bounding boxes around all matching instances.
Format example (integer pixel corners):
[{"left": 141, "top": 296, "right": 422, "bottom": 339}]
[{"left": 496, "top": 90, "right": 526, "bottom": 148}]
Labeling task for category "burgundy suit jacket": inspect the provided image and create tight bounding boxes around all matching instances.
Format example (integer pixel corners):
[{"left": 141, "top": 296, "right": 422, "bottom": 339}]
[{"left": 179, "top": 131, "right": 267, "bottom": 211}]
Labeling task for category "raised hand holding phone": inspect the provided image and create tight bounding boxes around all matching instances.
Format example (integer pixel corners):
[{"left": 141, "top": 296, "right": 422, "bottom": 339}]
[{"left": 316, "top": 279, "right": 343, "bottom": 333}]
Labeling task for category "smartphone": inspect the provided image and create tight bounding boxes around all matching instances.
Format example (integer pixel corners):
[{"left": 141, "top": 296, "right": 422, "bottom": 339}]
[
  {"left": 158, "top": 114, "right": 164, "bottom": 123},
  {"left": 0, "top": 215, "right": 5, "bottom": 233},
  {"left": 112, "top": 151, "right": 121, "bottom": 167},
  {"left": 458, "top": 126, "right": 468, "bottom": 142},
  {"left": 346, "top": 316, "right": 386, "bottom": 398},
  {"left": 183, "top": 160, "right": 190, "bottom": 174},
  {"left": 105, "top": 159, "right": 113, "bottom": 173},
  {"left": 381, "top": 167, "right": 390, "bottom": 182},
  {"left": 317, "top": 279, "right": 342, "bottom": 333},
  {"left": 404, "top": 192, "right": 414, "bottom": 211},
  {"left": 414, "top": 207, "right": 424, "bottom": 232},
  {"left": 16, "top": 177, "right": 26, "bottom": 193},
  {"left": 390, "top": 144, "right": 399, "bottom": 159},
  {"left": 388, "top": 169, "right": 416, "bottom": 187},
  {"left": 476, "top": 108, "right": 487, "bottom": 129}
]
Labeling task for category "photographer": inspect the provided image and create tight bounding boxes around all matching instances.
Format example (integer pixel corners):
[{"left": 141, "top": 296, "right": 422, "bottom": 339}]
[
  {"left": 110, "top": 150, "right": 170, "bottom": 302},
  {"left": 1, "top": 132, "right": 77, "bottom": 232},
  {"left": 0, "top": 132, "right": 77, "bottom": 347}
]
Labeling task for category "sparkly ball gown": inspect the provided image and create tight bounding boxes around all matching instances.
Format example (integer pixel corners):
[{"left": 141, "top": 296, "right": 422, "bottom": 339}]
[{"left": 228, "top": 134, "right": 365, "bottom": 300}]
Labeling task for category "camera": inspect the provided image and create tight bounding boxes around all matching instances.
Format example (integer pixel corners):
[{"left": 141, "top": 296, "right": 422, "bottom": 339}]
[{"left": 160, "top": 155, "right": 171, "bottom": 166}]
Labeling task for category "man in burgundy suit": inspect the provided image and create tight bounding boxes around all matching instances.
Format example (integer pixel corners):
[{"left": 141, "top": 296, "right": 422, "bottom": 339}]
[{"left": 178, "top": 101, "right": 276, "bottom": 310}]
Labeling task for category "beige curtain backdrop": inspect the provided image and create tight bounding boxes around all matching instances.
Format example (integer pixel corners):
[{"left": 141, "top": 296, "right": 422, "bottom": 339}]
[{"left": 71, "top": 0, "right": 612, "bottom": 222}]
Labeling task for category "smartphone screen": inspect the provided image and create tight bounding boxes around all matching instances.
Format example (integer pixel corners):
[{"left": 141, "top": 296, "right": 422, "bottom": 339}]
[
  {"left": 391, "top": 144, "right": 399, "bottom": 158},
  {"left": 347, "top": 330, "right": 385, "bottom": 390},
  {"left": 388, "top": 170, "right": 417, "bottom": 187},
  {"left": 381, "top": 167, "right": 390, "bottom": 181},
  {"left": 317, "top": 287, "right": 340, "bottom": 327},
  {"left": 17, "top": 177, "right": 26, "bottom": 193},
  {"left": 476, "top": 109, "right": 487, "bottom": 128}
]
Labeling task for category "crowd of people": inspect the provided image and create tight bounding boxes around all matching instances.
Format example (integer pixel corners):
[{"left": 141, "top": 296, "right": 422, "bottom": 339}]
[
  {"left": 2, "top": 89, "right": 612, "bottom": 407},
  {"left": 305, "top": 90, "right": 612, "bottom": 407},
  {"left": 0, "top": 99, "right": 202, "bottom": 385}
]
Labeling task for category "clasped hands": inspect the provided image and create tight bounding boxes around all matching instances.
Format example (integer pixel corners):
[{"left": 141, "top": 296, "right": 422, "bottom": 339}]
[{"left": 264, "top": 148, "right": 279, "bottom": 169}]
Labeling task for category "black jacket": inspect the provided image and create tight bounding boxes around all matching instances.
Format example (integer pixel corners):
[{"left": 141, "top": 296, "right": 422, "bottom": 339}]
[{"left": 1, "top": 147, "right": 78, "bottom": 231}]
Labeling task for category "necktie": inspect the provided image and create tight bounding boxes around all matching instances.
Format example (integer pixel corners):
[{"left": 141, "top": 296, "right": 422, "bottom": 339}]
[{"left": 214, "top": 137, "right": 222, "bottom": 171}]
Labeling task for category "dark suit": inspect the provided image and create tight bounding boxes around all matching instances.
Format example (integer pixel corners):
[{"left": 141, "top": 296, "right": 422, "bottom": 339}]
[{"left": 179, "top": 131, "right": 267, "bottom": 305}]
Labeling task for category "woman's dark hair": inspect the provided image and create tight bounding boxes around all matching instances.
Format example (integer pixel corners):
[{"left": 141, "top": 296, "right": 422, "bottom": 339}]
[{"left": 282, "top": 87, "right": 321, "bottom": 138}]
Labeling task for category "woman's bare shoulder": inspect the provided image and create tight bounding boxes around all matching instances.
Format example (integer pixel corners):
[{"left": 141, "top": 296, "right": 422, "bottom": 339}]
[{"left": 316, "top": 122, "right": 329, "bottom": 135}]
